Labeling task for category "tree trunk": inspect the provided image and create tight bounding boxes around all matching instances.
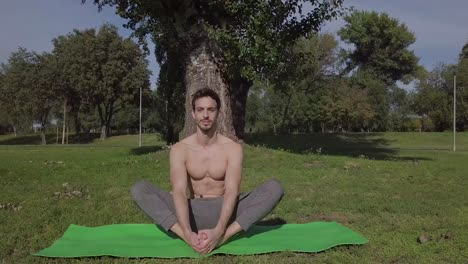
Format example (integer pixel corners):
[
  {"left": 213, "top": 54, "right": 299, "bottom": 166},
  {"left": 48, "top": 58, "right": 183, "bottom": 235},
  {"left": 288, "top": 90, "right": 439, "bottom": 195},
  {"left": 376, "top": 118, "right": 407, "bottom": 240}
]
[
  {"left": 99, "top": 103, "right": 114, "bottom": 140},
  {"left": 62, "top": 99, "right": 67, "bottom": 144},
  {"left": 73, "top": 113, "right": 81, "bottom": 134},
  {"left": 41, "top": 129, "right": 46, "bottom": 145},
  {"left": 166, "top": 123, "right": 178, "bottom": 145},
  {"left": 280, "top": 91, "right": 293, "bottom": 133},
  {"left": 100, "top": 125, "right": 107, "bottom": 140},
  {"left": 12, "top": 125, "right": 17, "bottom": 137},
  {"left": 229, "top": 77, "right": 251, "bottom": 141},
  {"left": 182, "top": 43, "right": 238, "bottom": 141}
]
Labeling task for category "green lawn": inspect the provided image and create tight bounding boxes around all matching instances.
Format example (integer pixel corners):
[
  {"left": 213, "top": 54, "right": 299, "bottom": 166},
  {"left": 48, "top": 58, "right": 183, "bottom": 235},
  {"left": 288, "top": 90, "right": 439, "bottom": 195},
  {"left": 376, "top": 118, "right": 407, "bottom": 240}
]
[{"left": 1, "top": 132, "right": 467, "bottom": 263}]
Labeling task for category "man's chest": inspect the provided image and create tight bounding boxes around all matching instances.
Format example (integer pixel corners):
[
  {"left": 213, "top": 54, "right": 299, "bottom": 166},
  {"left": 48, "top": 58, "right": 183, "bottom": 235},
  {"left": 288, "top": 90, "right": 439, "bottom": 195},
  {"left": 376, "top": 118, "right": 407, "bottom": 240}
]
[{"left": 185, "top": 147, "right": 228, "bottom": 180}]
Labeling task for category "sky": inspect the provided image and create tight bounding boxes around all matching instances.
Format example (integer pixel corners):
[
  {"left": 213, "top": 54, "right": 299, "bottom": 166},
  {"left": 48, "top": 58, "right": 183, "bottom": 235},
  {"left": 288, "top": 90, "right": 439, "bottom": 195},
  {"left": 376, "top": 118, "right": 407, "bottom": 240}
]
[{"left": 1, "top": 0, "right": 467, "bottom": 89}]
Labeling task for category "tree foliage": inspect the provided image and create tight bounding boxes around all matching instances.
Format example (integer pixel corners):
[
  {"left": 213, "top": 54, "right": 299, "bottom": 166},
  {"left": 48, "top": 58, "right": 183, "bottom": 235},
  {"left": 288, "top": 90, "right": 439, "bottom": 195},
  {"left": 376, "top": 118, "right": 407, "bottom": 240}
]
[
  {"left": 52, "top": 24, "right": 151, "bottom": 139},
  {"left": 85, "top": 0, "right": 344, "bottom": 140},
  {"left": 456, "top": 42, "right": 468, "bottom": 129},
  {"left": 338, "top": 10, "right": 419, "bottom": 85},
  {"left": 0, "top": 26, "right": 151, "bottom": 141},
  {"left": 88, "top": 0, "right": 344, "bottom": 79},
  {"left": 412, "top": 64, "right": 454, "bottom": 131},
  {"left": 0, "top": 48, "right": 37, "bottom": 135},
  {"left": 30, "top": 53, "right": 61, "bottom": 144}
]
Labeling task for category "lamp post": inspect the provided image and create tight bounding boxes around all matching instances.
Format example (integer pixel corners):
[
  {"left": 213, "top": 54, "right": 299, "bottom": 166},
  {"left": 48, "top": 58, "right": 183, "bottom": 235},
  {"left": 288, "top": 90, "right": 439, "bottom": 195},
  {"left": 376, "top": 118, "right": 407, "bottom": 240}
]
[
  {"left": 453, "top": 75, "right": 456, "bottom": 152},
  {"left": 139, "top": 86, "right": 142, "bottom": 147}
]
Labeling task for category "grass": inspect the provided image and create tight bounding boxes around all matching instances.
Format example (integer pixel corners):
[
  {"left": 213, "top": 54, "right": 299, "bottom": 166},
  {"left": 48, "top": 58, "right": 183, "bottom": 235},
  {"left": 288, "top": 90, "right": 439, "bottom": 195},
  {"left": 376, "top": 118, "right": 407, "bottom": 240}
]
[{"left": 1, "top": 132, "right": 467, "bottom": 263}]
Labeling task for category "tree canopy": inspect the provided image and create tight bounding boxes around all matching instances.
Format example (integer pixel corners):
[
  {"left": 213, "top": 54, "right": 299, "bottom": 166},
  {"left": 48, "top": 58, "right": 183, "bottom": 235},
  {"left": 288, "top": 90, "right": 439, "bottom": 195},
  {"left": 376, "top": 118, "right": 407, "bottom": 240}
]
[
  {"left": 88, "top": 0, "right": 344, "bottom": 79},
  {"left": 52, "top": 24, "right": 151, "bottom": 139},
  {"left": 0, "top": 26, "right": 150, "bottom": 141},
  {"left": 338, "top": 10, "right": 419, "bottom": 85},
  {"left": 85, "top": 0, "right": 345, "bottom": 141}
]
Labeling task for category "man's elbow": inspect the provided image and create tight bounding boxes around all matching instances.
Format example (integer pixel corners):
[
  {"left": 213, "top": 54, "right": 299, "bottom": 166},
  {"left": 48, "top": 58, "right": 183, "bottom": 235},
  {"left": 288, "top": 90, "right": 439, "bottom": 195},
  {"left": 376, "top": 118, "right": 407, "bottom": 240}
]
[
  {"left": 172, "top": 188, "right": 187, "bottom": 199},
  {"left": 224, "top": 187, "right": 239, "bottom": 198}
]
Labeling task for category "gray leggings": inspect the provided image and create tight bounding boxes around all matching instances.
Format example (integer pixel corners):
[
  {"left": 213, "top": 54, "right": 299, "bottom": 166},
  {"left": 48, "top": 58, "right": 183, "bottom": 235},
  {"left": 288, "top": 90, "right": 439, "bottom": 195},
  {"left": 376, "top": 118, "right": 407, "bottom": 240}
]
[{"left": 131, "top": 179, "right": 284, "bottom": 232}]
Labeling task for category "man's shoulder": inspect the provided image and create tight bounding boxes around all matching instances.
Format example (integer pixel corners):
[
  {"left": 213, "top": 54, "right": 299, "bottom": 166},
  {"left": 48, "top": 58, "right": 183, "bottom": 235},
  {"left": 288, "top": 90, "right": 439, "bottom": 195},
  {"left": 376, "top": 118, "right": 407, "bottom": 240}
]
[
  {"left": 173, "top": 134, "right": 196, "bottom": 149},
  {"left": 217, "top": 133, "right": 239, "bottom": 145},
  {"left": 179, "top": 134, "right": 196, "bottom": 145},
  {"left": 217, "top": 134, "right": 243, "bottom": 155},
  {"left": 170, "top": 141, "right": 188, "bottom": 158}
]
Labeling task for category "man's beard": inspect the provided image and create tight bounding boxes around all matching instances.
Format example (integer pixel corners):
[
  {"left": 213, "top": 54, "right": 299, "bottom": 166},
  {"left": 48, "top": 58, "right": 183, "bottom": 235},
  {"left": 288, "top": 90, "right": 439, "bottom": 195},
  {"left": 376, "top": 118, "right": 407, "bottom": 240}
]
[{"left": 198, "top": 120, "right": 215, "bottom": 132}]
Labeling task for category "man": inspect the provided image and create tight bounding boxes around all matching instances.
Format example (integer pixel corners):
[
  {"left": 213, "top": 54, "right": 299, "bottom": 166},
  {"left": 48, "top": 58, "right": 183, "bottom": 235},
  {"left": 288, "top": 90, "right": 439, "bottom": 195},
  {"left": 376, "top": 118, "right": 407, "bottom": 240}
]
[{"left": 131, "top": 88, "right": 283, "bottom": 254}]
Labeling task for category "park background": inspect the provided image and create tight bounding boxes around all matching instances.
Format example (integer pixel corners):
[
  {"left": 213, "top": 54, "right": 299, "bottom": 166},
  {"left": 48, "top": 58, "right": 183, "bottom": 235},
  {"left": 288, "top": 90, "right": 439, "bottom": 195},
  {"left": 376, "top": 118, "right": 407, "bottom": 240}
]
[{"left": 1, "top": 0, "right": 468, "bottom": 263}]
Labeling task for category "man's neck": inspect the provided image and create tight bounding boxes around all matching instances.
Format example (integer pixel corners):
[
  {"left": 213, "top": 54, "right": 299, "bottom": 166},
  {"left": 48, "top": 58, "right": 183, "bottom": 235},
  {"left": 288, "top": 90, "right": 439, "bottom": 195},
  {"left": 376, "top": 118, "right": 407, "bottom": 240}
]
[{"left": 195, "top": 128, "right": 218, "bottom": 147}]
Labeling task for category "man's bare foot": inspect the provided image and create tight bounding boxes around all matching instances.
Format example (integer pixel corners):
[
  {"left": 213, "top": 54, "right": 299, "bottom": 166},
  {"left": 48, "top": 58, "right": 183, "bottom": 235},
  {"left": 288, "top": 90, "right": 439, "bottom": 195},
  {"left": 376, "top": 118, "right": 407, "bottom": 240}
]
[
  {"left": 170, "top": 223, "right": 204, "bottom": 252},
  {"left": 221, "top": 221, "right": 242, "bottom": 244}
]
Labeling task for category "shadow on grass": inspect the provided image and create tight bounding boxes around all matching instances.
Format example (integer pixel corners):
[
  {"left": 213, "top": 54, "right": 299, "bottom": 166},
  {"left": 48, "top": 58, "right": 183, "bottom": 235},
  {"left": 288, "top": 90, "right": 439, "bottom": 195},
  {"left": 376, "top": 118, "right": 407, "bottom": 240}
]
[
  {"left": 0, "top": 133, "right": 101, "bottom": 145},
  {"left": 0, "top": 134, "right": 52, "bottom": 145},
  {"left": 245, "top": 133, "right": 432, "bottom": 161},
  {"left": 256, "top": 217, "right": 287, "bottom": 226},
  {"left": 129, "top": 146, "right": 164, "bottom": 155}
]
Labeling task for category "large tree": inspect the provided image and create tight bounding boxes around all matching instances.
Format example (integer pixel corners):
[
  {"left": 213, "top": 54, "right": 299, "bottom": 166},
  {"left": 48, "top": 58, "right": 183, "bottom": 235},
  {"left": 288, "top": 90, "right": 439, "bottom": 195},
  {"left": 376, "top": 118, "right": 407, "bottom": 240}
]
[
  {"left": 30, "top": 53, "right": 61, "bottom": 144},
  {"left": 349, "top": 70, "right": 390, "bottom": 130},
  {"left": 412, "top": 64, "right": 454, "bottom": 131},
  {"left": 338, "top": 11, "right": 420, "bottom": 131},
  {"left": 244, "top": 33, "right": 341, "bottom": 134},
  {"left": 273, "top": 33, "right": 340, "bottom": 132},
  {"left": 388, "top": 85, "right": 413, "bottom": 131},
  {"left": 0, "top": 48, "right": 36, "bottom": 135},
  {"left": 316, "top": 79, "right": 375, "bottom": 132},
  {"left": 0, "top": 66, "right": 8, "bottom": 132},
  {"left": 86, "top": 0, "right": 344, "bottom": 141},
  {"left": 456, "top": 42, "right": 468, "bottom": 130},
  {"left": 338, "top": 10, "right": 419, "bottom": 85},
  {"left": 52, "top": 29, "right": 94, "bottom": 136},
  {"left": 153, "top": 60, "right": 185, "bottom": 144},
  {"left": 52, "top": 24, "right": 151, "bottom": 139}
]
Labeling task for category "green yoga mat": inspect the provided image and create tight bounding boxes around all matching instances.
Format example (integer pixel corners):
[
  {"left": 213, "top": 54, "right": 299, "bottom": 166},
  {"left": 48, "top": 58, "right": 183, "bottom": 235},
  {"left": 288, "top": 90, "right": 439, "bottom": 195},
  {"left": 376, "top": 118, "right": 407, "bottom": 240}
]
[{"left": 34, "top": 222, "right": 368, "bottom": 258}]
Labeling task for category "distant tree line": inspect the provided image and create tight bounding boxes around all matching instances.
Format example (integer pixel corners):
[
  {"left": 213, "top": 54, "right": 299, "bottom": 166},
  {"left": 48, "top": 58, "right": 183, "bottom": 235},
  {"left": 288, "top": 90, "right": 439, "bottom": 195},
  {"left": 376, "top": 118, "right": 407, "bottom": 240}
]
[
  {"left": 244, "top": 11, "right": 468, "bottom": 134},
  {"left": 151, "top": 9, "right": 468, "bottom": 139},
  {"left": 1, "top": 10, "right": 468, "bottom": 145},
  {"left": 0, "top": 24, "right": 152, "bottom": 144}
]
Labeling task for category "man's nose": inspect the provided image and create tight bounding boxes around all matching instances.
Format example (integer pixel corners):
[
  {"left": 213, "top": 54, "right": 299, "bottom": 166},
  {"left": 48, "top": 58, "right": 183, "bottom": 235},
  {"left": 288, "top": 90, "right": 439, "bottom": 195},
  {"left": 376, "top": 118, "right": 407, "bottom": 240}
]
[{"left": 203, "top": 110, "right": 208, "bottom": 117}]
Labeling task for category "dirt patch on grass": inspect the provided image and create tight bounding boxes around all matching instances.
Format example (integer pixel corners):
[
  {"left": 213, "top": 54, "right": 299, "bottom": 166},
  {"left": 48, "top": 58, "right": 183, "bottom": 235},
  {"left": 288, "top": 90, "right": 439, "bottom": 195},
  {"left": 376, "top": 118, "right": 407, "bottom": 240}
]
[
  {"left": 0, "top": 202, "right": 23, "bottom": 212},
  {"left": 54, "top": 182, "right": 90, "bottom": 199},
  {"left": 343, "top": 162, "right": 361, "bottom": 170},
  {"left": 303, "top": 161, "right": 323, "bottom": 168}
]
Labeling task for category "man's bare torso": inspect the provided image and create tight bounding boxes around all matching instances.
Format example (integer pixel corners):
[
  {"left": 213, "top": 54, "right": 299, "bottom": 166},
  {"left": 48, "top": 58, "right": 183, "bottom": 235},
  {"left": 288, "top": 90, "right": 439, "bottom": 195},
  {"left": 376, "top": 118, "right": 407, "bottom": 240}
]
[{"left": 176, "top": 133, "right": 239, "bottom": 198}]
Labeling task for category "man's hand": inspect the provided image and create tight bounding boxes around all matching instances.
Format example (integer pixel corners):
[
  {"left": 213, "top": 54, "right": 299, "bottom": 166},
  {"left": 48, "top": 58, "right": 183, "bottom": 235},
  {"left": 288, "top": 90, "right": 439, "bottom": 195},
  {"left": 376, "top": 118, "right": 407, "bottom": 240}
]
[
  {"left": 183, "top": 231, "right": 205, "bottom": 253},
  {"left": 197, "top": 227, "right": 224, "bottom": 254}
]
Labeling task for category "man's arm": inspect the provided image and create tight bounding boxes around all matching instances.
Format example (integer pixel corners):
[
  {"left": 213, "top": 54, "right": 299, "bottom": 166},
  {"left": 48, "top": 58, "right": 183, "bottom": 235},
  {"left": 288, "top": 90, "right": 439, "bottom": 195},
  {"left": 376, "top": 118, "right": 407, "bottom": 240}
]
[
  {"left": 216, "top": 143, "right": 243, "bottom": 232},
  {"left": 169, "top": 144, "right": 199, "bottom": 248}
]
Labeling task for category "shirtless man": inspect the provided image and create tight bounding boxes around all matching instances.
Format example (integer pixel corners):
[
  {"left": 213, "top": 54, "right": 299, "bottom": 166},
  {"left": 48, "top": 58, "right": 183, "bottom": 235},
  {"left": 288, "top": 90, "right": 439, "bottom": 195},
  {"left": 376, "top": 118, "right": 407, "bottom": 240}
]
[{"left": 131, "top": 88, "right": 284, "bottom": 254}]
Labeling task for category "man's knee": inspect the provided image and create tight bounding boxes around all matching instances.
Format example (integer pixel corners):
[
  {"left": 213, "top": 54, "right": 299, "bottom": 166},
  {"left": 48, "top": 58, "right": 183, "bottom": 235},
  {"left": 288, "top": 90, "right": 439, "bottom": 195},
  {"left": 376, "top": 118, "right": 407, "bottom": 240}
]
[
  {"left": 130, "top": 179, "right": 151, "bottom": 201},
  {"left": 264, "top": 178, "right": 284, "bottom": 200}
]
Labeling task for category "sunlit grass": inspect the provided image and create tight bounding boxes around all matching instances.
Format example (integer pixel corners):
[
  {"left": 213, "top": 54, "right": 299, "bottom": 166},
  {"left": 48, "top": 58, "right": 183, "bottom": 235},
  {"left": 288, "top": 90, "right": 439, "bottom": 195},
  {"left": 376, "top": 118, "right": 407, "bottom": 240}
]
[{"left": 1, "top": 133, "right": 467, "bottom": 263}]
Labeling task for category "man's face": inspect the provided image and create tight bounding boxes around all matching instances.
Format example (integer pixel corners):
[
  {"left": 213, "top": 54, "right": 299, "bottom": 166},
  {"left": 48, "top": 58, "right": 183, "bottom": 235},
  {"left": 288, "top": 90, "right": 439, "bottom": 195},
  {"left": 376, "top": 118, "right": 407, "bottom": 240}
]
[{"left": 191, "top": 96, "right": 219, "bottom": 132}]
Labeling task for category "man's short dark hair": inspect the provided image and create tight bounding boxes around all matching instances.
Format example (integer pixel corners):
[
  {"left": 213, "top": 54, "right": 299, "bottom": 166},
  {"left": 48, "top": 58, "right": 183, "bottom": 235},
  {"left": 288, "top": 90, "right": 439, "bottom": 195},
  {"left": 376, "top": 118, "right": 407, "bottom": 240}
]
[{"left": 191, "top": 88, "right": 221, "bottom": 111}]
